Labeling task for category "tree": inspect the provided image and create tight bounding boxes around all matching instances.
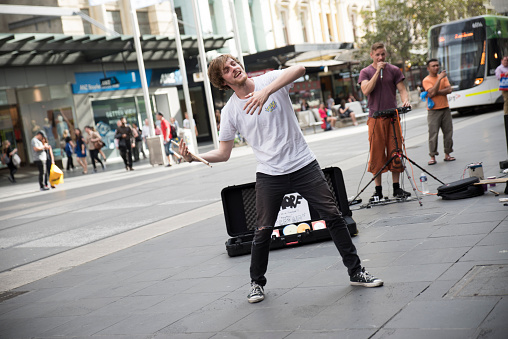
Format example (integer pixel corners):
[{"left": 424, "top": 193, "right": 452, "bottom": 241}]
[{"left": 359, "top": 0, "right": 495, "bottom": 67}]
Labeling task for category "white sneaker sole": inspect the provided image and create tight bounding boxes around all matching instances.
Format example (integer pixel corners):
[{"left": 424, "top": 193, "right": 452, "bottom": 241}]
[
  {"left": 247, "top": 295, "right": 265, "bottom": 303},
  {"left": 350, "top": 280, "right": 384, "bottom": 287}
]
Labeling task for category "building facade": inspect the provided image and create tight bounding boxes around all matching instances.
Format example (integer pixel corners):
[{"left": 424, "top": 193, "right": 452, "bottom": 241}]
[{"left": 0, "top": 0, "right": 375, "bottom": 169}]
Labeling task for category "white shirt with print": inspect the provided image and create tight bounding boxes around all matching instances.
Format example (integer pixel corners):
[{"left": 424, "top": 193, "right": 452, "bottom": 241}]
[{"left": 219, "top": 70, "right": 315, "bottom": 175}]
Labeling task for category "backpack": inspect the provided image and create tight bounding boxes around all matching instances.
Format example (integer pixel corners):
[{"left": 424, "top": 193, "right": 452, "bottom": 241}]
[
  {"left": 170, "top": 124, "right": 177, "bottom": 139},
  {"left": 437, "top": 177, "right": 484, "bottom": 200}
]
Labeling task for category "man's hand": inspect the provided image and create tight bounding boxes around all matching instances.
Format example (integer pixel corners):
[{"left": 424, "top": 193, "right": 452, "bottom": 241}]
[
  {"left": 438, "top": 70, "right": 447, "bottom": 79},
  {"left": 243, "top": 88, "right": 270, "bottom": 115},
  {"left": 377, "top": 62, "right": 386, "bottom": 72},
  {"left": 178, "top": 140, "right": 193, "bottom": 163}
]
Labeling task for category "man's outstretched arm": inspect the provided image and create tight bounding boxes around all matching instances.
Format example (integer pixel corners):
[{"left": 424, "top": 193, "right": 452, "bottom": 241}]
[
  {"left": 244, "top": 65, "right": 306, "bottom": 115},
  {"left": 179, "top": 139, "right": 234, "bottom": 164}
]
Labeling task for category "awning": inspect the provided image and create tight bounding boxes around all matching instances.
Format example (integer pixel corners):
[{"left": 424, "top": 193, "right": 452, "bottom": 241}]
[
  {"left": 285, "top": 50, "right": 345, "bottom": 67},
  {"left": 243, "top": 42, "right": 354, "bottom": 71},
  {"left": 0, "top": 33, "right": 232, "bottom": 67}
]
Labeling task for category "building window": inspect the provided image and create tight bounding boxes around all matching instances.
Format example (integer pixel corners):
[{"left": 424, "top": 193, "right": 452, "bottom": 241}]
[
  {"left": 326, "top": 13, "right": 333, "bottom": 41},
  {"left": 209, "top": 1, "right": 218, "bottom": 34},
  {"left": 136, "top": 11, "right": 151, "bottom": 35},
  {"left": 175, "top": 7, "right": 185, "bottom": 35},
  {"left": 300, "top": 12, "right": 308, "bottom": 43},
  {"left": 81, "top": 8, "right": 93, "bottom": 34},
  {"left": 106, "top": 10, "right": 123, "bottom": 35},
  {"left": 249, "top": 0, "right": 261, "bottom": 51},
  {"left": 281, "top": 10, "right": 289, "bottom": 45}
]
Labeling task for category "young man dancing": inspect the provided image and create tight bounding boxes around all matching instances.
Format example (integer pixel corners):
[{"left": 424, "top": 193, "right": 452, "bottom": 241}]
[{"left": 179, "top": 54, "right": 383, "bottom": 303}]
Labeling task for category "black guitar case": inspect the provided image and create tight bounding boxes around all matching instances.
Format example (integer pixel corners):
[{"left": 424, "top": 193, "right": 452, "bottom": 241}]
[
  {"left": 222, "top": 167, "right": 358, "bottom": 257},
  {"left": 437, "top": 177, "right": 484, "bottom": 200}
]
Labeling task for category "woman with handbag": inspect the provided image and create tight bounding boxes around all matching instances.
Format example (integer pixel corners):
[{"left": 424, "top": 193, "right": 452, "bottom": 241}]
[
  {"left": 2, "top": 139, "right": 18, "bottom": 183},
  {"left": 85, "top": 126, "right": 105, "bottom": 173},
  {"left": 91, "top": 125, "right": 107, "bottom": 164}
]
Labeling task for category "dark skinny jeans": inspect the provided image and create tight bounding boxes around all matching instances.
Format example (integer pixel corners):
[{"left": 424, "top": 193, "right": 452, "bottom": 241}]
[
  {"left": 251, "top": 160, "right": 362, "bottom": 287},
  {"left": 119, "top": 146, "right": 133, "bottom": 168},
  {"left": 34, "top": 160, "right": 47, "bottom": 188},
  {"left": 89, "top": 149, "right": 104, "bottom": 170}
]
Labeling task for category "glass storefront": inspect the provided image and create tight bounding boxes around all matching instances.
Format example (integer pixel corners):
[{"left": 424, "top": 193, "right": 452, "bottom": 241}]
[
  {"left": 289, "top": 73, "right": 322, "bottom": 110},
  {"left": 17, "top": 85, "right": 76, "bottom": 163},
  {"left": 0, "top": 105, "right": 19, "bottom": 169},
  {"left": 90, "top": 96, "right": 151, "bottom": 155}
]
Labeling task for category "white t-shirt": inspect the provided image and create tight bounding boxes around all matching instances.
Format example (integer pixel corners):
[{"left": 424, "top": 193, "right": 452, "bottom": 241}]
[
  {"left": 183, "top": 118, "right": 195, "bottom": 129},
  {"left": 219, "top": 70, "right": 315, "bottom": 175}
]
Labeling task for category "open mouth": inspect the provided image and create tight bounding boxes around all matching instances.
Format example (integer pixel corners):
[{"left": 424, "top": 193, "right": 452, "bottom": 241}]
[{"left": 234, "top": 71, "right": 242, "bottom": 79}]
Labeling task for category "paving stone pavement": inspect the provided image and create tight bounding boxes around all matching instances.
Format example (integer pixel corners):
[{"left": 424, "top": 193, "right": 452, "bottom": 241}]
[{"left": 0, "top": 108, "right": 507, "bottom": 338}]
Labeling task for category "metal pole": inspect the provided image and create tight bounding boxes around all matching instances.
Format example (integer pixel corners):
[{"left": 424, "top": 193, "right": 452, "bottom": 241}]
[
  {"left": 170, "top": 0, "right": 197, "bottom": 152},
  {"left": 191, "top": 0, "right": 219, "bottom": 149},
  {"left": 127, "top": 0, "right": 154, "bottom": 137},
  {"left": 229, "top": 0, "right": 244, "bottom": 66}
]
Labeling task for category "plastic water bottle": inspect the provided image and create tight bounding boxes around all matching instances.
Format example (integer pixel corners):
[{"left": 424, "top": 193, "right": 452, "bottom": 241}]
[{"left": 420, "top": 173, "right": 429, "bottom": 194}]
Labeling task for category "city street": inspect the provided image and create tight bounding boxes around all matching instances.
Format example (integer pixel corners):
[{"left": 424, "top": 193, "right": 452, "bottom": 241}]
[{"left": 0, "top": 107, "right": 507, "bottom": 338}]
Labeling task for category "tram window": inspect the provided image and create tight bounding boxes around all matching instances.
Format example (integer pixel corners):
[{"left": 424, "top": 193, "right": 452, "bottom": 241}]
[{"left": 488, "top": 39, "right": 508, "bottom": 76}]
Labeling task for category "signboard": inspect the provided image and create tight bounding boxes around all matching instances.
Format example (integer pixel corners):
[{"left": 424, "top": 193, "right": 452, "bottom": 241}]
[
  {"left": 274, "top": 193, "right": 311, "bottom": 227},
  {"left": 72, "top": 70, "right": 152, "bottom": 94},
  {"left": 100, "top": 77, "right": 119, "bottom": 88},
  {"left": 150, "top": 69, "right": 182, "bottom": 87}
]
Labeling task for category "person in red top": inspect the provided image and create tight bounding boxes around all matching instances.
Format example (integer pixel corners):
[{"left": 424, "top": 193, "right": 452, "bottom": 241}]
[
  {"left": 318, "top": 103, "right": 337, "bottom": 131},
  {"left": 422, "top": 59, "right": 454, "bottom": 165},
  {"left": 156, "top": 112, "right": 173, "bottom": 167}
]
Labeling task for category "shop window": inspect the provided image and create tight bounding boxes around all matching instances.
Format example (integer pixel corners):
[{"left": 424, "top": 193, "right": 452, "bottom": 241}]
[
  {"left": 91, "top": 97, "right": 139, "bottom": 150},
  {"left": 18, "top": 86, "right": 76, "bottom": 162}
]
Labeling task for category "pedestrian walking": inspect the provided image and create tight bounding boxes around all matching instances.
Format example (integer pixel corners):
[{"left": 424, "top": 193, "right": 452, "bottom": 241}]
[
  {"left": 141, "top": 118, "right": 150, "bottom": 151},
  {"left": 1, "top": 139, "right": 18, "bottom": 183},
  {"left": 156, "top": 112, "right": 173, "bottom": 167},
  {"left": 41, "top": 135, "right": 55, "bottom": 188},
  {"left": 91, "top": 125, "right": 107, "bottom": 164},
  {"left": 115, "top": 117, "right": 134, "bottom": 171},
  {"left": 179, "top": 54, "right": 383, "bottom": 304},
  {"left": 31, "top": 131, "right": 49, "bottom": 191},
  {"left": 74, "top": 128, "right": 88, "bottom": 174},
  {"left": 495, "top": 55, "right": 508, "bottom": 115},
  {"left": 84, "top": 126, "right": 105, "bottom": 173},
  {"left": 62, "top": 129, "right": 75, "bottom": 171},
  {"left": 131, "top": 122, "right": 144, "bottom": 161}
]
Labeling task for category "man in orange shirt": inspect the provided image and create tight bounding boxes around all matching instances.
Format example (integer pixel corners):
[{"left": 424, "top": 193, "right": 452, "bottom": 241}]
[{"left": 422, "top": 59, "right": 454, "bottom": 165}]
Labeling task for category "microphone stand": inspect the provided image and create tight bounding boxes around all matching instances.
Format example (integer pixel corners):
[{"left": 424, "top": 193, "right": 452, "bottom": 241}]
[{"left": 349, "top": 108, "right": 444, "bottom": 207}]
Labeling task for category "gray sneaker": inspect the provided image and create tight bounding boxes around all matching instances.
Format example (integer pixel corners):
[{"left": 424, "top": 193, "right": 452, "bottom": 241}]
[
  {"left": 247, "top": 282, "right": 265, "bottom": 303},
  {"left": 350, "top": 268, "right": 383, "bottom": 287}
]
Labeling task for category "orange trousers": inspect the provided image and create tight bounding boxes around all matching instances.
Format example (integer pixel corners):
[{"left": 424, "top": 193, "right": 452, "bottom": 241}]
[{"left": 367, "top": 117, "right": 405, "bottom": 174}]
